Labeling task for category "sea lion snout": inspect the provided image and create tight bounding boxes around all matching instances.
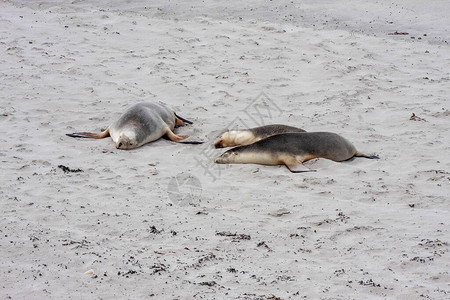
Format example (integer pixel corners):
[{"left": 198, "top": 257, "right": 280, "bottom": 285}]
[
  {"left": 214, "top": 139, "right": 224, "bottom": 148},
  {"left": 214, "top": 150, "right": 238, "bottom": 164},
  {"left": 214, "top": 131, "right": 232, "bottom": 148},
  {"left": 116, "top": 135, "right": 137, "bottom": 150},
  {"left": 214, "top": 153, "right": 227, "bottom": 164}
]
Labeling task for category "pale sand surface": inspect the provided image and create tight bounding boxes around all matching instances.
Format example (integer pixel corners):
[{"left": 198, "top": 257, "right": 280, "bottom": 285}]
[{"left": 1, "top": 1, "right": 449, "bottom": 299}]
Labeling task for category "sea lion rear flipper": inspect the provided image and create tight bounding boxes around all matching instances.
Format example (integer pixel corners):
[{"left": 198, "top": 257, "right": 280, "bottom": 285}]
[
  {"left": 285, "top": 162, "right": 316, "bottom": 173},
  {"left": 165, "top": 128, "right": 188, "bottom": 142},
  {"left": 174, "top": 113, "right": 193, "bottom": 126},
  {"left": 66, "top": 128, "right": 110, "bottom": 139},
  {"left": 175, "top": 117, "right": 185, "bottom": 127}
]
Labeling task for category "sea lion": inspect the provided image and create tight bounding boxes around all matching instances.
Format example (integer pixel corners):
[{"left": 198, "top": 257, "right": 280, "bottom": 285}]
[
  {"left": 214, "top": 124, "right": 306, "bottom": 148},
  {"left": 214, "top": 132, "right": 379, "bottom": 173},
  {"left": 67, "top": 102, "right": 198, "bottom": 150}
]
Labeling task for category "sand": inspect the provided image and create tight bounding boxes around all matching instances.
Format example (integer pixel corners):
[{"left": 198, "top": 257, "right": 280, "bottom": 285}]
[{"left": 1, "top": 0, "right": 449, "bottom": 299}]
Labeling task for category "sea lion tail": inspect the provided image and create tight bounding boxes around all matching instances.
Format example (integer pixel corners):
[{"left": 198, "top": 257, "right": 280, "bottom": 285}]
[
  {"left": 66, "top": 128, "right": 110, "bottom": 139},
  {"left": 355, "top": 151, "right": 380, "bottom": 159},
  {"left": 174, "top": 113, "right": 193, "bottom": 125}
]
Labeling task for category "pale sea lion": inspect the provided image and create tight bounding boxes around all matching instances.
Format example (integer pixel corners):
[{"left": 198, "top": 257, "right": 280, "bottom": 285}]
[
  {"left": 67, "top": 102, "right": 199, "bottom": 150},
  {"left": 214, "top": 132, "right": 379, "bottom": 173},
  {"left": 214, "top": 124, "right": 306, "bottom": 148}
]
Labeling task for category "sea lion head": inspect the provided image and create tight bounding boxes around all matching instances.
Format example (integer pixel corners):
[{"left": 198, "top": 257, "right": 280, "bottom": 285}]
[
  {"left": 214, "top": 130, "right": 255, "bottom": 148},
  {"left": 214, "top": 131, "right": 233, "bottom": 148},
  {"left": 215, "top": 144, "right": 276, "bottom": 166},
  {"left": 214, "top": 148, "right": 240, "bottom": 164},
  {"left": 116, "top": 134, "right": 138, "bottom": 150}
]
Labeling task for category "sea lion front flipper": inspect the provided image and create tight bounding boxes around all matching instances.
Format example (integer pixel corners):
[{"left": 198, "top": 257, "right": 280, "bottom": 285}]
[
  {"left": 284, "top": 162, "right": 316, "bottom": 173},
  {"left": 175, "top": 116, "right": 185, "bottom": 127},
  {"left": 66, "top": 128, "right": 110, "bottom": 139},
  {"left": 354, "top": 151, "right": 380, "bottom": 159},
  {"left": 179, "top": 141, "right": 204, "bottom": 144},
  {"left": 165, "top": 128, "right": 188, "bottom": 142},
  {"left": 174, "top": 113, "right": 193, "bottom": 126}
]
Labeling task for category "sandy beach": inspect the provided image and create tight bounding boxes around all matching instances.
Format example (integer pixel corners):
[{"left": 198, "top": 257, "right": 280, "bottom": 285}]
[{"left": 1, "top": 0, "right": 449, "bottom": 299}]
